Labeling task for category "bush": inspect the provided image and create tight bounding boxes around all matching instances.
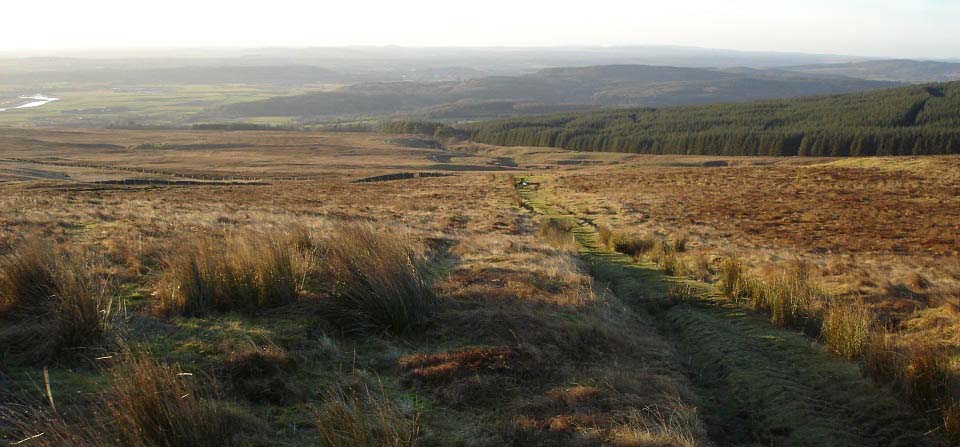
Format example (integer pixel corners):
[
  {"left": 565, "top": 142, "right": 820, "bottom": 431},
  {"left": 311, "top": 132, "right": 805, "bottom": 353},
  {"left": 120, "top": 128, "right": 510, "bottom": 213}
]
[
  {"left": 156, "top": 229, "right": 310, "bottom": 316},
  {"left": 0, "top": 238, "right": 115, "bottom": 363},
  {"left": 322, "top": 224, "right": 435, "bottom": 334},
  {"left": 316, "top": 384, "right": 420, "bottom": 447}
]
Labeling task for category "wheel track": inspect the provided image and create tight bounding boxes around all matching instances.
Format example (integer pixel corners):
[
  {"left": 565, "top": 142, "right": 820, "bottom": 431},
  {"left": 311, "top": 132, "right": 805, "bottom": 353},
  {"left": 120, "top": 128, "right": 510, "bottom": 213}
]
[{"left": 518, "top": 185, "right": 939, "bottom": 447}]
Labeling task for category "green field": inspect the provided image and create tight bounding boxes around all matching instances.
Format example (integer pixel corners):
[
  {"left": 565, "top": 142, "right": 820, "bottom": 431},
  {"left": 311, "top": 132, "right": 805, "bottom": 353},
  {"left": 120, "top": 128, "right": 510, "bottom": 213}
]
[{"left": 0, "top": 84, "right": 340, "bottom": 127}]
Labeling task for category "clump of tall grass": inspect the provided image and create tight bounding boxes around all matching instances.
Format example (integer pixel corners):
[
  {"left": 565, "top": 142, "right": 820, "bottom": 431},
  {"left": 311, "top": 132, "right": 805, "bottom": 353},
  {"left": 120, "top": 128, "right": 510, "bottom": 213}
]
[
  {"left": 861, "top": 329, "right": 900, "bottom": 385},
  {"left": 718, "top": 257, "right": 749, "bottom": 299},
  {"left": 672, "top": 234, "right": 689, "bottom": 253},
  {"left": 898, "top": 343, "right": 955, "bottom": 410},
  {"left": 155, "top": 229, "right": 311, "bottom": 316},
  {"left": 718, "top": 259, "right": 822, "bottom": 329},
  {"left": 0, "top": 238, "right": 116, "bottom": 362},
  {"left": 538, "top": 217, "right": 577, "bottom": 250},
  {"left": 221, "top": 341, "right": 299, "bottom": 404},
  {"left": 751, "top": 264, "right": 823, "bottom": 328},
  {"left": 3, "top": 352, "right": 261, "bottom": 447},
  {"left": 598, "top": 225, "right": 656, "bottom": 257},
  {"left": 685, "top": 252, "right": 715, "bottom": 282},
  {"left": 945, "top": 402, "right": 960, "bottom": 445},
  {"left": 105, "top": 353, "right": 252, "bottom": 447},
  {"left": 607, "top": 402, "right": 704, "bottom": 447},
  {"left": 822, "top": 300, "right": 875, "bottom": 359},
  {"left": 598, "top": 224, "right": 615, "bottom": 248},
  {"left": 322, "top": 224, "right": 435, "bottom": 334},
  {"left": 510, "top": 188, "right": 525, "bottom": 209},
  {"left": 316, "top": 384, "right": 421, "bottom": 447},
  {"left": 651, "top": 241, "right": 684, "bottom": 276},
  {"left": 860, "top": 329, "right": 960, "bottom": 440}
]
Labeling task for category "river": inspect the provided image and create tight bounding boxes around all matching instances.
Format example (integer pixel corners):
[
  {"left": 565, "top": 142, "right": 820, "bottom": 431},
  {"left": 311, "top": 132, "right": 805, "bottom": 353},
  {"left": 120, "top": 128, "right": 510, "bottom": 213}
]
[{"left": 0, "top": 94, "right": 60, "bottom": 112}]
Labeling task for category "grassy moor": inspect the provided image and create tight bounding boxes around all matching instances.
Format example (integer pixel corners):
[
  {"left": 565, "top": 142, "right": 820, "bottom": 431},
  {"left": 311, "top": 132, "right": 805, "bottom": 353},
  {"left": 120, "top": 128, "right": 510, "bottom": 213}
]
[
  {"left": 0, "top": 125, "right": 957, "bottom": 446},
  {"left": 2, "top": 7, "right": 960, "bottom": 444}
]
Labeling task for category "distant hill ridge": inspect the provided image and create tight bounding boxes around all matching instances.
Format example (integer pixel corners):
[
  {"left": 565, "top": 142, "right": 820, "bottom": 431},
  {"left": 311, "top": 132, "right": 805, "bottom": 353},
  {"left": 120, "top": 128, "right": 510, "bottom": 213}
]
[
  {"left": 221, "top": 64, "right": 896, "bottom": 120},
  {"left": 467, "top": 81, "right": 960, "bottom": 156},
  {"left": 784, "top": 60, "right": 960, "bottom": 83}
]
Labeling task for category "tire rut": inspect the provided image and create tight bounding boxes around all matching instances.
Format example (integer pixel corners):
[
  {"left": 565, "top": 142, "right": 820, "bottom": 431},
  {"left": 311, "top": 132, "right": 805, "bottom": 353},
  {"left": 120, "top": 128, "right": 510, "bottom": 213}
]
[
  {"left": 519, "top": 187, "right": 939, "bottom": 447},
  {"left": 666, "top": 304, "right": 931, "bottom": 446}
]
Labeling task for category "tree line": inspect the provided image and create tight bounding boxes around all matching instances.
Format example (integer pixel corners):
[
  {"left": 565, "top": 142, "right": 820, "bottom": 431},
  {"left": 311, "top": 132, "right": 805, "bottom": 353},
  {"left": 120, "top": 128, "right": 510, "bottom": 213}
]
[
  {"left": 379, "top": 121, "right": 470, "bottom": 140},
  {"left": 465, "top": 82, "right": 960, "bottom": 156}
]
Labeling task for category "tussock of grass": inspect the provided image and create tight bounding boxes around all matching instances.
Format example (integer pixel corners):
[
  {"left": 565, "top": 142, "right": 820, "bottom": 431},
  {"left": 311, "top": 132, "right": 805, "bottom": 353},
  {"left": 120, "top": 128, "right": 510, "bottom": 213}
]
[
  {"left": 0, "top": 238, "right": 59, "bottom": 314},
  {"left": 322, "top": 223, "right": 435, "bottom": 334},
  {"left": 718, "top": 257, "right": 749, "bottom": 299},
  {"left": 607, "top": 400, "right": 704, "bottom": 447},
  {"left": 672, "top": 235, "right": 689, "bottom": 253},
  {"left": 822, "top": 300, "right": 875, "bottom": 359},
  {"left": 719, "top": 259, "right": 823, "bottom": 329},
  {"left": 221, "top": 341, "right": 299, "bottom": 404},
  {"left": 105, "top": 353, "right": 253, "bottom": 447},
  {"left": 685, "top": 253, "right": 714, "bottom": 282},
  {"left": 155, "top": 228, "right": 310, "bottom": 316},
  {"left": 0, "top": 238, "right": 116, "bottom": 363},
  {"left": 598, "top": 225, "right": 656, "bottom": 257},
  {"left": 861, "top": 329, "right": 960, "bottom": 440},
  {"left": 651, "top": 241, "right": 684, "bottom": 276},
  {"left": 897, "top": 343, "right": 954, "bottom": 410},
  {"left": 750, "top": 264, "right": 823, "bottom": 328},
  {"left": 538, "top": 217, "right": 577, "bottom": 250},
  {"left": 316, "top": 384, "right": 420, "bottom": 447},
  {"left": 945, "top": 402, "right": 960, "bottom": 445},
  {"left": 861, "top": 329, "right": 900, "bottom": 385},
  {"left": 3, "top": 353, "right": 261, "bottom": 447}
]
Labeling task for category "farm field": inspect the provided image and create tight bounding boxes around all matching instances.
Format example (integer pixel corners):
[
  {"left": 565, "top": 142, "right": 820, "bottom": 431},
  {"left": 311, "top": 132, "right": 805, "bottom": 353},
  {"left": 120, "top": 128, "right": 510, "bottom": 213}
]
[
  {"left": 0, "top": 84, "right": 337, "bottom": 128},
  {"left": 1, "top": 128, "right": 958, "bottom": 446}
]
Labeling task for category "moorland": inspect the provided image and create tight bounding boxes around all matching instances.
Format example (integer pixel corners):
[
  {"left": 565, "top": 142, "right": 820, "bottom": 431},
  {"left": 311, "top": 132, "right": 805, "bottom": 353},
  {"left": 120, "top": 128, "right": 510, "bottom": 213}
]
[{"left": 0, "top": 126, "right": 958, "bottom": 446}]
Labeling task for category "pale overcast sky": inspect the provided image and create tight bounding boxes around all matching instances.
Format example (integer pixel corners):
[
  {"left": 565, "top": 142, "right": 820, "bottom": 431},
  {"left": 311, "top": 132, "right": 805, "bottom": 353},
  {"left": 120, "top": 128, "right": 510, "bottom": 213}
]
[{"left": 3, "top": 0, "right": 958, "bottom": 58}]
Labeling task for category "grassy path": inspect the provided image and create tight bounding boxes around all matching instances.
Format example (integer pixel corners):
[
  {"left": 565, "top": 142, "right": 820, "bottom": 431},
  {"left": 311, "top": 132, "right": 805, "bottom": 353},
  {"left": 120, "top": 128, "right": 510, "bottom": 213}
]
[{"left": 519, "top": 185, "right": 937, "bottom": 447}]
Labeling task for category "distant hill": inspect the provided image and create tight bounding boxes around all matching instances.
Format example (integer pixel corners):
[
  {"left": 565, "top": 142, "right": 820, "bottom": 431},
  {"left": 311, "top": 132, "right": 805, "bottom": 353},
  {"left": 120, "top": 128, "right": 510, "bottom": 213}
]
[
  {"left": 468, "top": 81, "right": 960, "bottom": 157},
  {"left": 220, "top": 64, "right": 896, "bottom": 120},
  {"left": 0, "top": 65, "right": 345, "bottom": 86},
  {"left": 783, "top": 60, "right": 960, "bottom": 83}
]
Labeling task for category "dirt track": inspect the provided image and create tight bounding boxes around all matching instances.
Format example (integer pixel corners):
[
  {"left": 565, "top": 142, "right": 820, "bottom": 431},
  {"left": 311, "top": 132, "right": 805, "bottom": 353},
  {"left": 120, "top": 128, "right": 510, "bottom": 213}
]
[{"left": 519, "top": 185, "right": 939, "bottom": 447}]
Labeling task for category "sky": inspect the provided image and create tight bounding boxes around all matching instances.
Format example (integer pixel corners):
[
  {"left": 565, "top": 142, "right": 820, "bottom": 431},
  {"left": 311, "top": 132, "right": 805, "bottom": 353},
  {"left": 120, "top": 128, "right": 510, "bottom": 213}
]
[{"left": 2, "top": 0, "right": 958, "bottom": 59}]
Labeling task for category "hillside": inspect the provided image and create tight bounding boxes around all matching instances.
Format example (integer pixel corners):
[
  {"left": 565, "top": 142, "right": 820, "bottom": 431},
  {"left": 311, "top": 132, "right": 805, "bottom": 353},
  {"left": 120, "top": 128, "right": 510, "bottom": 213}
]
[
  {"left": 220, "top": 64, "right": 896, "bottom": 120},
  {"left": 784, "top": 60, "right": 960, "bottom": 83},
  {"left": 469, "top": 81, "right": 960, "bottom": 156}
]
